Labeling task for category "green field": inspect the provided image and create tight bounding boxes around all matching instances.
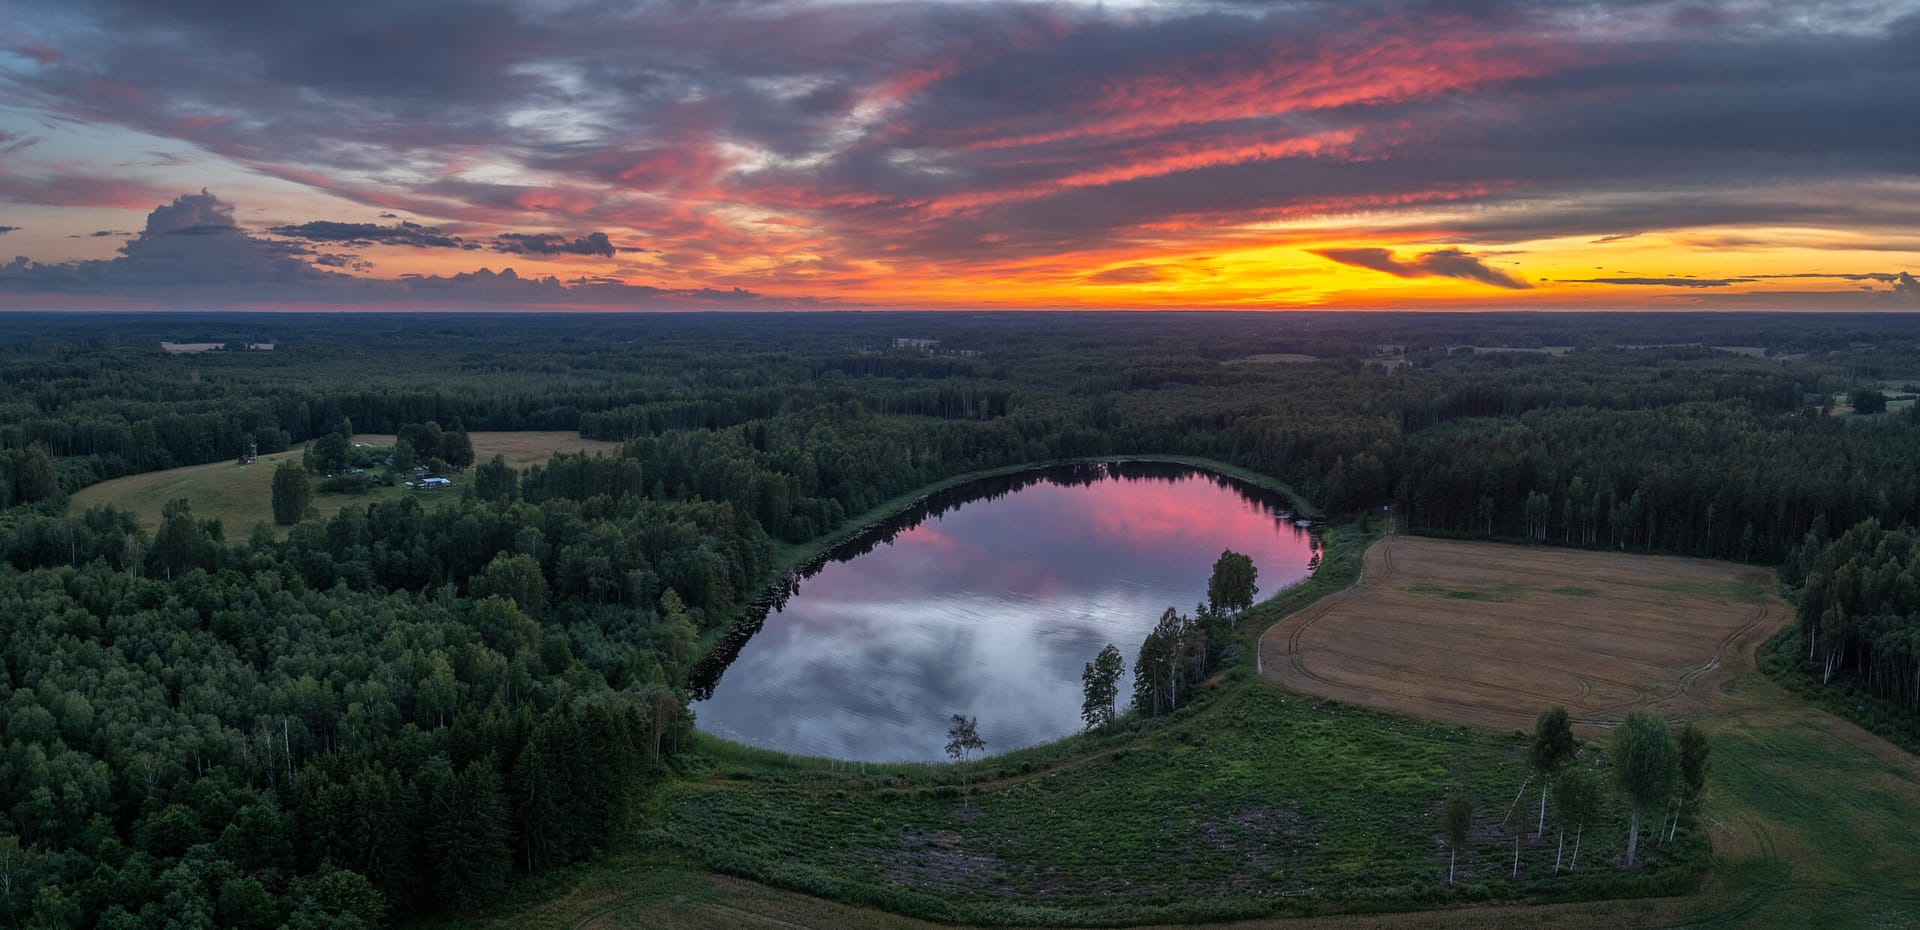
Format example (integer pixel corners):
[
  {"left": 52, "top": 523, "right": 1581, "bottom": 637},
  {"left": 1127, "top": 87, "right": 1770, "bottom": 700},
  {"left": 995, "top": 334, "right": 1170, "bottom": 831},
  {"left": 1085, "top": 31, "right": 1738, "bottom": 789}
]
[{"left": 68, "top": 431, "right": 622, "bottom": 535}]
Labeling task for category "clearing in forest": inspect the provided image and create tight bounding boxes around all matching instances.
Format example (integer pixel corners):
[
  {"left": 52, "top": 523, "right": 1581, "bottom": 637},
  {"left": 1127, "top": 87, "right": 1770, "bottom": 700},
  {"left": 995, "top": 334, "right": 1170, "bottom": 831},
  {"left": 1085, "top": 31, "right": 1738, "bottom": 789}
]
[
  {"left": 1259, "top": 535, "right": 1787, "bottom": 731},
  {"left": 69, "top": 431, "right": 622, "bottom": 534}
]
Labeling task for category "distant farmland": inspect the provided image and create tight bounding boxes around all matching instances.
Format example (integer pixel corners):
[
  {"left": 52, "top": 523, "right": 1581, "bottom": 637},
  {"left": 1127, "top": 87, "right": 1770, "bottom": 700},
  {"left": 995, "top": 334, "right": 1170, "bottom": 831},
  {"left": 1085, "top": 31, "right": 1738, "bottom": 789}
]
[
  {"left": 70, "top": 431, "right": 623, "bottom": 534},
  {"left": 1260, "top": 535, "right": 1787, "bottom": 731}
]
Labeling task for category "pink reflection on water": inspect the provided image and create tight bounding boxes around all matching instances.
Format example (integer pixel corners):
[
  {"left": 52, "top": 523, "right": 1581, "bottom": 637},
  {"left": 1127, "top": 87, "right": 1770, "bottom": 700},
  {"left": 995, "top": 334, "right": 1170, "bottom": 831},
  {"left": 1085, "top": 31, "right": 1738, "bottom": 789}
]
[{"left": 694, "top": 470, "right": 1315, "bottom": 762}]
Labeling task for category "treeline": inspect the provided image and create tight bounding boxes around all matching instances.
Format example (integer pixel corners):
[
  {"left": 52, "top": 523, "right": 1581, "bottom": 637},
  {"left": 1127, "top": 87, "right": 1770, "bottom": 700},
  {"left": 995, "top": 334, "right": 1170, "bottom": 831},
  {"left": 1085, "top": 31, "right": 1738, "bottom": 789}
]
[
  {"left": 1777, "top": 520, "right": 1920, "bottom": 745},
  {"left": 575, "top": 381, "right": 1017, "bottom": 441},
  {"left": 1390, "top": 403, "right": 1920, "bottom": 564},
  {"left": 612, "top": 408, "right": 1058, "bottom": 542}
]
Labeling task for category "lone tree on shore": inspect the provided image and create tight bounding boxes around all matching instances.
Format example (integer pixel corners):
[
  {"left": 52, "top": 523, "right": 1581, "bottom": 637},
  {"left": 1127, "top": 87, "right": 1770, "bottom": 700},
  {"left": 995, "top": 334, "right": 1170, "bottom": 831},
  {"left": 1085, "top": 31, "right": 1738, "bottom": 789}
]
[
  {"left": 945, "top": 714, "right": 986, "bottom": 806},
  {"left": 1081, "top": 644, "right": 1124, "bottom": 732},
  {"left": 1442, "top": 792, "right": 1473, "bottom": 885},
  {"left": 1207, "top": 549, "right": 1259, "bottom": 621},
  {"left": 1611, "top": 710, "right": 1679, "bottom": 866},
  {"left": 271, "top": 462, "right": 312, "bottom": 526},
  {"left": 1530, "top": 705, "right": 1576, "bottom": 835}
]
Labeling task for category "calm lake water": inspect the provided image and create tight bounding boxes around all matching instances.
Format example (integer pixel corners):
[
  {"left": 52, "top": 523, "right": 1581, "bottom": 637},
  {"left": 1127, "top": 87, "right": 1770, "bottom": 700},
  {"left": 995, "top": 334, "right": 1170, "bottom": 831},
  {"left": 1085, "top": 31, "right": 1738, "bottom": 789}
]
[{"left": 691, "top": 462, "right": 1318, "bottom": 762}]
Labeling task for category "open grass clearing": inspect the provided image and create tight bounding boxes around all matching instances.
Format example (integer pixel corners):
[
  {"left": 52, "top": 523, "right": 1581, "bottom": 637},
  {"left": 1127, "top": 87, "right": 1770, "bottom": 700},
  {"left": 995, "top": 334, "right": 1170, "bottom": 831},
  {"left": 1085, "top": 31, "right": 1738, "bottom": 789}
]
[
  {"left": 69, "top": 430, "right": 621, "bottom": 534},
  {"left": 1260, "top": 536, "right": 1784, "bottom": 732}
]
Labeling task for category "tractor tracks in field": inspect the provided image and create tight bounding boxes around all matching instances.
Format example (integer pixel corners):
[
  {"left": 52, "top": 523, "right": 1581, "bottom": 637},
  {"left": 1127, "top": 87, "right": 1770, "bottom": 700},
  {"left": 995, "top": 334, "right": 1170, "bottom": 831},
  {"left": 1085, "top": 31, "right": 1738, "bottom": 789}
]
[{"left": 1259, "top": 535, "right": 1793, "bottom": 733}]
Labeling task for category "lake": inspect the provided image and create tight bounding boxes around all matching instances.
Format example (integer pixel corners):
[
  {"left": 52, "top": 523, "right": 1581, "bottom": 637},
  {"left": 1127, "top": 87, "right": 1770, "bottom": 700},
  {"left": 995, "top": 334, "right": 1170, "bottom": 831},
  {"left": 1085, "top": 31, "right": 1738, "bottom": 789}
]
[{"left": 691, "top": 462, "right": 1318, "bottom": 762}]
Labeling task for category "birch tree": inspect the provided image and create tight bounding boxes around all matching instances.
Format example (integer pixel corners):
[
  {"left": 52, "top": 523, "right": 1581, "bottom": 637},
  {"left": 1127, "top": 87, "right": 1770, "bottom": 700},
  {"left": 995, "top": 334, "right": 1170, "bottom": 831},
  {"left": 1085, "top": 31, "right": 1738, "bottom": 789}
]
[
  {"left": 1530, "top": 706, "right": 1575, "bottom": 835},
  {"left": 1551, "top": 767, "right": 1602, "bottom": 871},
  {"left": 1442, "top": 793, "right": 1473, "bottom": 885},
  {"left": 1610, "top": 710, "right": 1678, "bottom": 866}
]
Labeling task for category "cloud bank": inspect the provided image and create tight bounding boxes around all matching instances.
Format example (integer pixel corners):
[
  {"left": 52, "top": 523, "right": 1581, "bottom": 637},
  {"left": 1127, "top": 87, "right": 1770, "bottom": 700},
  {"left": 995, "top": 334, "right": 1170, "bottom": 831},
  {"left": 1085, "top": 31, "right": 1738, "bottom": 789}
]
[{"left": 0, "top": 191, "right": 806, "bottom": 308}]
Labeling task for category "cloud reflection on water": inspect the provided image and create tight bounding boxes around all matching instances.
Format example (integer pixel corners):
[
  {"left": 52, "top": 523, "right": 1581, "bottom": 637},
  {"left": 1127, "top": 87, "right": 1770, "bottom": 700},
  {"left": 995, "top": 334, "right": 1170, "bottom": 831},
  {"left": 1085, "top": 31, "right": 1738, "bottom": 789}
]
[{"left": 693, "top": 468, "right": 1315, "bottom": 761}]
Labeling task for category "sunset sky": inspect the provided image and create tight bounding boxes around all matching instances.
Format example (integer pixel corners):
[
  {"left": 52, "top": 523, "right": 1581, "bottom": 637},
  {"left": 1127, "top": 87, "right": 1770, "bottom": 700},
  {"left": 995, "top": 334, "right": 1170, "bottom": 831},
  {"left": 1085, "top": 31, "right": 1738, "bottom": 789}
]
[{"left": 0, "top": 0, "right": 1916, "bottom": 310}]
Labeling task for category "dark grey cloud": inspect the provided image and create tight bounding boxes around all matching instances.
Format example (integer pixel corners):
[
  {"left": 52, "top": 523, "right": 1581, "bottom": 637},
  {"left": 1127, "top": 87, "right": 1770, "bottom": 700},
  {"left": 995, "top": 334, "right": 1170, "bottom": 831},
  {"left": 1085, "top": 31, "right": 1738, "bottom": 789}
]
[
  {"left": 271, "top": 221, "right": 639, "bottom": 258},
  {"left": 0, "top": 226, "right": 17, "bottom": 235},
  {"left": 1561, "top": 271, "right": 1916, "bottom": 289},
  {"left": 0, "top": 129, "right": 36, "bottom": 155},
  {"left": 1312, "top": 247, "right": 1532, "bottom": 289},
  {"left": 493, "top": 232, "right": 617, "bottom": 258},
  {"left": 1561, "top": 276, "right": 1751, "bottom": 287},
  {"left": 269, "top": 220, "right": 468, "bottom": 250}
]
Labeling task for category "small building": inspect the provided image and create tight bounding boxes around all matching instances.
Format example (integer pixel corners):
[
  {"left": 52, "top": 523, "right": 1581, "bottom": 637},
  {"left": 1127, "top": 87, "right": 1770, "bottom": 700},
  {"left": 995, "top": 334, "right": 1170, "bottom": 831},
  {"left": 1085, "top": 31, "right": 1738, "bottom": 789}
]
[
  {"left": 892, "top": 337, "right": 939, "bottom": 350},
  {"left": 420, "top": 477, "right": 452, "bottom": 488},
  {"left": 238, "top": 440, "right": 258, "bottom": 465}
]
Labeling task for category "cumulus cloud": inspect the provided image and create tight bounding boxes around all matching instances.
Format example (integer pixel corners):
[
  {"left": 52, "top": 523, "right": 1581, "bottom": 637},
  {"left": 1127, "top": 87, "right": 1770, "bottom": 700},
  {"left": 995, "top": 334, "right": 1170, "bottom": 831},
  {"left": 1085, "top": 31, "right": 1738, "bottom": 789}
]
[
  {"left": 143, "top": 189, "right": 236, "bottom": 234},
  {"left": 1895, "top": 272, "right": 1920, "bottom": 303},
  {"left": 1311, "top": 247, "right": 1532, "bottom": 289}
]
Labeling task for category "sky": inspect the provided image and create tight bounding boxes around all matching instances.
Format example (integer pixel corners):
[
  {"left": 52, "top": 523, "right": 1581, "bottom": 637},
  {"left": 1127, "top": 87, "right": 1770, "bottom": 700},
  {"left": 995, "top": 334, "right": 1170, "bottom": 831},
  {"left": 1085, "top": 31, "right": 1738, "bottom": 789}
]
[{"left": 0, "top": 0, "right": 1916, "bottom": 311}]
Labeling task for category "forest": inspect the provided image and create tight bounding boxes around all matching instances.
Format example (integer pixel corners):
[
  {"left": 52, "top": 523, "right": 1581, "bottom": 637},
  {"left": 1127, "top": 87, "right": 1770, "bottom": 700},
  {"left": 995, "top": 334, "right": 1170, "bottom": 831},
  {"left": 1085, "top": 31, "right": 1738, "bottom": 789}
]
[{"left": 1, "top": 310, "right": 1918, "bottom": 927}]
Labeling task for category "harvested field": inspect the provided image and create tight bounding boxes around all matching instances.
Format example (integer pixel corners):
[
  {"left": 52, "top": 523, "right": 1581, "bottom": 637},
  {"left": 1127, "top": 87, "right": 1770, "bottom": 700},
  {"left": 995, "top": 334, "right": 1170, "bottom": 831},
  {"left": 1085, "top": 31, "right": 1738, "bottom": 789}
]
[{"left": 1259, "top": 535, "right": 1788, "bottom": 732}]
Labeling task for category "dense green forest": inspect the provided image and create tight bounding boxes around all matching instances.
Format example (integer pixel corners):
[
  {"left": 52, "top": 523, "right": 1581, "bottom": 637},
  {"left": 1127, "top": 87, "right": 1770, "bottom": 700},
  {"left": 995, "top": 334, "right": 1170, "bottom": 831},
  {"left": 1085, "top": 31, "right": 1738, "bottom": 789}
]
[{"left": 2, "top": 311, "right": 1918, "bottom": 927}]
